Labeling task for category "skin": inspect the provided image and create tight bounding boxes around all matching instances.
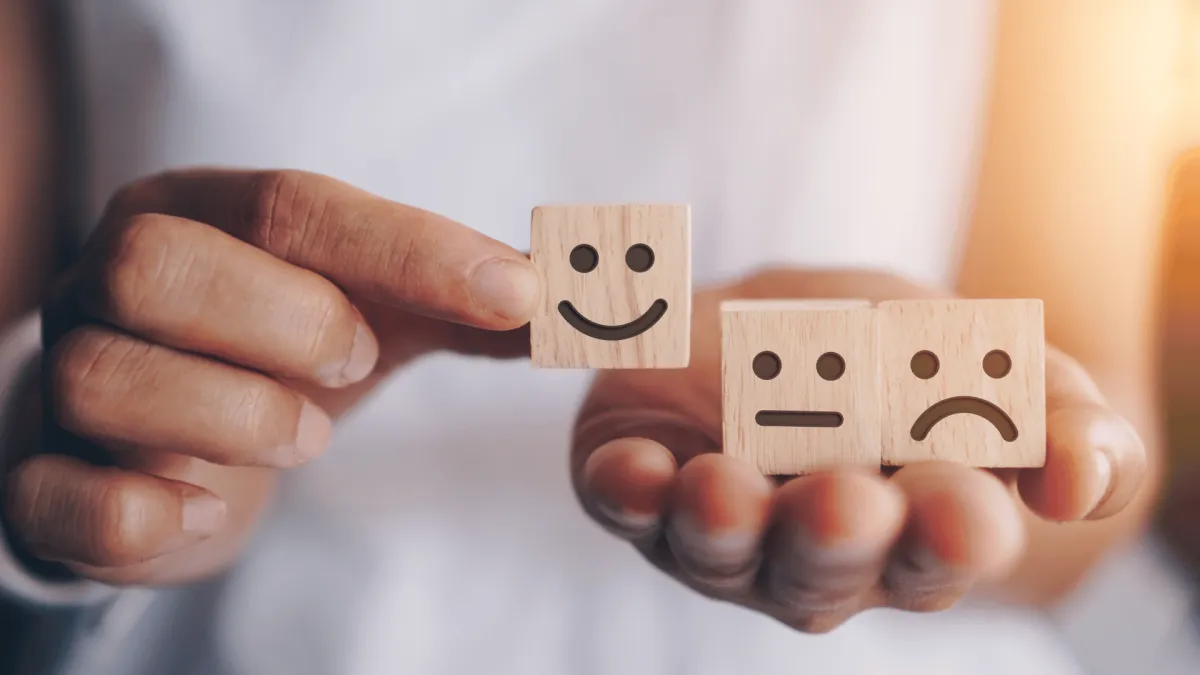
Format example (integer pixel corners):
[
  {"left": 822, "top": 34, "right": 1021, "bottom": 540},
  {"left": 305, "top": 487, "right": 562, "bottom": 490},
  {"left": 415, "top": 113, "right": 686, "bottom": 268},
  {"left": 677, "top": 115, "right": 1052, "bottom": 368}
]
[
  {"left": 571, "top": 270, "right": 1149, "bottom": 632},
  {"left": 5, "top": 168, "right": 537, "bottom": 584},
  {"left": 0, "top": 0, "right": 55, "bottom": 328},
  {"left": 0, "top": 0, "right": 1172, "bottom": 633}
]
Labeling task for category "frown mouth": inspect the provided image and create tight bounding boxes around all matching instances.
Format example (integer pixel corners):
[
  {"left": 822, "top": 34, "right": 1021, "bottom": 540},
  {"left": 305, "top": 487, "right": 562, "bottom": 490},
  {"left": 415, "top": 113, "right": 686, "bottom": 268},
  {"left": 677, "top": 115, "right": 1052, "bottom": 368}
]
[{"left": 910, "top": 396, "right": 1018, "bottom": 441}]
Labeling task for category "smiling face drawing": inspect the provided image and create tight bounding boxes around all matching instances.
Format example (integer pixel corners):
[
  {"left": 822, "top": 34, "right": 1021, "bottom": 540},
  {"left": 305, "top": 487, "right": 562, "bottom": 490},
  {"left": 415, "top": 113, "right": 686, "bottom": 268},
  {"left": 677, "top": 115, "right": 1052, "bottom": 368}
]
[
  {"left": 556, "top": 242, "right": 668, "bottom": 340},
  {"left": 879, "top": 299, "right": 1046, "bottom": 468},
  {"left": 721, "top": 300, "right": 881, "bottom": 475},
  {"left": 530, "top": 205, "right": 691, "bottom": 369}
]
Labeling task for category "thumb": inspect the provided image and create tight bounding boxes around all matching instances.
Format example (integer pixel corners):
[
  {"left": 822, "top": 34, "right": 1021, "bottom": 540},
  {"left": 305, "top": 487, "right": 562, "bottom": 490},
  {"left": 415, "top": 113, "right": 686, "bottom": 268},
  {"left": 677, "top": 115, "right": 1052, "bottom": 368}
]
[
  {"left": 356, "top": 248, "right": 535, "bottom": 368},
  {"left": 570, "top": 367, "right": 723, "bottom": 531},
  {"left": 357, "top": 298, "right": 532, "bottom": 370}
]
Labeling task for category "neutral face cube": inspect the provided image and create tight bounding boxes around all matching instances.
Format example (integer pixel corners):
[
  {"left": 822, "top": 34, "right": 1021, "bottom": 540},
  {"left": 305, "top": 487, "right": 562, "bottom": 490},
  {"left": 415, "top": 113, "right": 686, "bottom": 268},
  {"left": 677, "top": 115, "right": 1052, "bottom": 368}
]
[
  {"left": 721, "top": 300, "right": 880, "bottom": 475},
  {"left": 878, "top": 299, "right": 1046, "bottom": 468},
  {"left": 530, "top": 205, "right": 691, "bottom": 368}
]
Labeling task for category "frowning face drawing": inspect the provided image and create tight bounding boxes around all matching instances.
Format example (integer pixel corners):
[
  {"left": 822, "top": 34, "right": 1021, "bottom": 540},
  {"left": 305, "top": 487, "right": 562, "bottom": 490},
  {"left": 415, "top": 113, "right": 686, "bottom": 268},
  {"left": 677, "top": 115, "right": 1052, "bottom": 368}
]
[{"left": 878, "top": 299, "right": 1046, "bottom": 468}]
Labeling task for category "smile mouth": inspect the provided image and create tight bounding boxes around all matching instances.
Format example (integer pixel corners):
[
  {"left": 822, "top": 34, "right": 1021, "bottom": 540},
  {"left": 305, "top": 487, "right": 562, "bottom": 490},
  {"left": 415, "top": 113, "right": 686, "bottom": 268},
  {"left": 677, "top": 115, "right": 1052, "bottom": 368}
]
[
  {"left": 910, "top": 396, "right": 1018, "bottom": 441},
  {"left": 755, "top": 411, "right": 845, "bottom": 428},
  {"left": 558, "top": 299, "right": 668, "bottom": 341}
]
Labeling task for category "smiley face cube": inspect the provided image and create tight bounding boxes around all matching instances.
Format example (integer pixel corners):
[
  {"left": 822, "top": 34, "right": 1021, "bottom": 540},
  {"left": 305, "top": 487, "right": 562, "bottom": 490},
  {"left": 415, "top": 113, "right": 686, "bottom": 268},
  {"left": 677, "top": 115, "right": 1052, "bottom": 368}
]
[
  {"left": 721, "top": 300, "right": 881, "bottom": 475},
  {"left": 530, "top": 204, "right": 691, "bottom": 369},
  {"left": 878, "top": 299, "right": 1046, "bottom": 468}
]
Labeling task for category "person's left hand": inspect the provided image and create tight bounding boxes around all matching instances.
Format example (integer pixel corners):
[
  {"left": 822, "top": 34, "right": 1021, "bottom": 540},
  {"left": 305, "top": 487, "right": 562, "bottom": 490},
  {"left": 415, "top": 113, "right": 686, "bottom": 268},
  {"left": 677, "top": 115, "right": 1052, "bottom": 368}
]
[{"left": 570, "top": 268, "right": 1147, "bottom": 632}]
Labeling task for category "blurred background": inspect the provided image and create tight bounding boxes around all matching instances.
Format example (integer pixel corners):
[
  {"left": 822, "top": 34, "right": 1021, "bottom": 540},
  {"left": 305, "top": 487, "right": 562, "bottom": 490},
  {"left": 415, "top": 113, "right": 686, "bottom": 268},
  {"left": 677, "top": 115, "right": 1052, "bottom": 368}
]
[
  {"left": 5, "top": 1, "right": 1200, "bottom": 674},
  {"left": 980, "top": 2, "right": 1200, "bottom": 669}
]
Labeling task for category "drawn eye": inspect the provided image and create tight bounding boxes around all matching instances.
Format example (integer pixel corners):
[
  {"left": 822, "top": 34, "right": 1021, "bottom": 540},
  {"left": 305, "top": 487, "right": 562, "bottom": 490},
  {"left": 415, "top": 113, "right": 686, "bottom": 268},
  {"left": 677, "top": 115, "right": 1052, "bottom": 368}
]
[
  {"left": 816, "top": 352, "right": 845, "bottom": 381},
  {"left": 625, "top": 244, "right": 655, "bottom": 272},
  {"left": 910, "top": 351, "right": 940, "bottom": 379},
  {"left": 752, "top": 351, "right": 782, "bottom": 380},
  {"left": 570, "top": 244, "right": 599, "bottom": 273},
  {"left": 983, "top": 350, "right": 1012, "bottom": 378}
]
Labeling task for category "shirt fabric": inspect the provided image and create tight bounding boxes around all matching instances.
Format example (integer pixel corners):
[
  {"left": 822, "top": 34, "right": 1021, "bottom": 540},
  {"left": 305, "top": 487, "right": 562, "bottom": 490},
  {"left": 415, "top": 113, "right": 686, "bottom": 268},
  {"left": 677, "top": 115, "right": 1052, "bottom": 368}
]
[{"left": 5, "top": 1, "right": 1191, "bottom": 673}]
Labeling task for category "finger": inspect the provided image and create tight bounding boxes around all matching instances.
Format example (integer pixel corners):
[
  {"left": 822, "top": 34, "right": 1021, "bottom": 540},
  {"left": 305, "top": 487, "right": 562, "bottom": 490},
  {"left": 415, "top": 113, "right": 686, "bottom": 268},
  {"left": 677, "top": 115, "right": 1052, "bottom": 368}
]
[
  {"left": 74, "top": 214, "right": 378, "bottom": 388},
  {"left": 355, "top": 300, "right": 531, "bottom": 370},
  {"left": 663, "top": 454, "right": 773, "bottom": 594},
  {"left": 1018, "top": 348, "right": 1146, "bottom": 521},
  {"left": 884, "top": 462, "right": 1025, "bottom": 611},
  {"left": 572, "top": 395, "right": 720, "bottom": 485},
  {"left": 4, "top": 454, "right": 227, "bottom": 568},
  {"left": 102, "top": 169, "right": 539, "bottom": 328},
  {"left": 760, "top": 470, "right": 905, "bottom": 621},
  {"left": 579, "top": 437, "right": 678, "bottom": 539},
  {"left": 48, "top": 325, "right": 333, "bottom": 468}
]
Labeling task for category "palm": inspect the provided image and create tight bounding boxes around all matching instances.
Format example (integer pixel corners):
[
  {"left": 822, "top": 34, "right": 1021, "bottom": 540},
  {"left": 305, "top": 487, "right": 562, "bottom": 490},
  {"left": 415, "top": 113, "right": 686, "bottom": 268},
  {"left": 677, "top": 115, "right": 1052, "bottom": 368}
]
[{"left": 570, "top": 268, "right": 1145, "bottom": 632}]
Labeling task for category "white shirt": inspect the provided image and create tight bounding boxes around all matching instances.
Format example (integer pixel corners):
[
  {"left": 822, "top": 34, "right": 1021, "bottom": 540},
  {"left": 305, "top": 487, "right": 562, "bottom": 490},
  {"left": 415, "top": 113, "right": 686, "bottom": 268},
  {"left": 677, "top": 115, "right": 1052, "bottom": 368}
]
[{"left": 6, "top": 0, "right": 1133, "bottom": 673}]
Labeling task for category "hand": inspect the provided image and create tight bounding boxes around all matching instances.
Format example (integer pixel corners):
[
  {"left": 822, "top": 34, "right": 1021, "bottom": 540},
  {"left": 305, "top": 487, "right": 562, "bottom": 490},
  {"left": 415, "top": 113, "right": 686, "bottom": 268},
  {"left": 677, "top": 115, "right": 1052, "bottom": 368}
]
[
  {"left": 2, "top": 168, "right": 538, "bottom": 585},
  {"left": 571, "top": 268, "right": 1147, "bottom": 632}
]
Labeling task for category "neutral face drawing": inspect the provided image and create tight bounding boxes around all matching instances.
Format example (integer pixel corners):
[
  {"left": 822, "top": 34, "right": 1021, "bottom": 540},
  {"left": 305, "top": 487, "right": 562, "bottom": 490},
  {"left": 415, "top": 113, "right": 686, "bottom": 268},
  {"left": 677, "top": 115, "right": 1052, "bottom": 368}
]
[
  {"left": 751, "top": 349, "right": 847, "bottom": 428},
  {"left": 721, "top": 300, "right": 881, "bottom": 475},
  {"left": 879, "top": 299, "right": 1046, "bottom": 468},
  {"left": 530, "top": 204, "right": 691, "bottom": 369}
]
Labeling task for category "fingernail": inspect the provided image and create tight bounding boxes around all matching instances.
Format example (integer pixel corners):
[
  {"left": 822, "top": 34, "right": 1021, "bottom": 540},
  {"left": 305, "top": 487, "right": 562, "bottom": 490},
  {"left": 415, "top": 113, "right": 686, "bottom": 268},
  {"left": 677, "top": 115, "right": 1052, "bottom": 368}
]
[
  {"left": 1086, "top": 448, "right": 1116, "bottom": 517},
  {"left": 763, "top": 526, "right": 884, "bottom": 602},
  {"left": 885, "top": 544, "right": 962, "bottom": 594},
  {"left": 786, "top": 527, "right": 887, "bottom": 569},
  {"left": 667, "top": 512, "right": 758, "bottom": 573},
  {"left": 341, "top": 323, "right": 379, "bottom": 384},
  {"left": 294, "top": 402, "right": 333, "bottom": 462},
  {"left": 592, "top": 500, "right": 660, "bottom": 536},
  {"left": 897, "top": 544, "right": 945, "bottom": 574},
  {"left": 470, "top": 258, "right": 540, "bottom": 322},
  {"left": 316, "top": 323, "right": 379, "bottom": 387},
  {"left": 762, "top": 526, "right": 881, "bottom": 611},
  {"left": 181, "top": 493, "right": 227, "bottom": 535}
]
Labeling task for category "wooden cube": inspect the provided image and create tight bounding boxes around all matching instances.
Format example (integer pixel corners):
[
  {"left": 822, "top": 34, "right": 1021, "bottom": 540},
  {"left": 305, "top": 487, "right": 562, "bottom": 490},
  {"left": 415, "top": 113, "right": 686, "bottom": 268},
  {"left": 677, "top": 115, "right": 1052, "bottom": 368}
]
[
  {"left": 878, "top": 299, "right": 1046, "bottom": 468},
  {"left": 530, "top": 205, "right": 691, "bottom": 369},
  {"left": 721, "top": 300, "right": 880, "bottom": 475}
]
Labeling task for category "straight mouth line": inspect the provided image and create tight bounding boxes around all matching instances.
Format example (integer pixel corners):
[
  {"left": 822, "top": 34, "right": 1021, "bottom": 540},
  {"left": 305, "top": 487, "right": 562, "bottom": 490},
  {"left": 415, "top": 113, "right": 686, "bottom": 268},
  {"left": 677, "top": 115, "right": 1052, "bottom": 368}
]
[{"left": 755, "top": 411, "right": 845, "bottom": 428}]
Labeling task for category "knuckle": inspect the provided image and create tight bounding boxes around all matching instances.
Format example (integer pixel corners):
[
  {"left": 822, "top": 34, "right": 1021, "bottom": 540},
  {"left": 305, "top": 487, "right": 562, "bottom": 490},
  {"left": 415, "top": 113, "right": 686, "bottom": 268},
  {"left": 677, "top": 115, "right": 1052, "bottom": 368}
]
[
  {"left": 89, "top": 479, "right": 157, "bottom": 566},
  {"left": 244, "top": 170, "right": 322, "bottom": 259},
  {"left": 226, "top": 381, "right": 289, "bottom": 447},
  {"left": 385, "top": 223, "right": 424, "bottom": 283},
  {"left": 101, "top": 215, "right": 205, "bottom": 325},
  {"left": 103, "top": 176, "right": 159, "bottom": 221},
  {"left": 2, "top": 459, "right": 50, "bottom": 534},
  {"left": 301, "top": 294, "right": 345, "bottom": 363},
  {"left": 48, "top": 328, "right": 144, "bottom": 433}
]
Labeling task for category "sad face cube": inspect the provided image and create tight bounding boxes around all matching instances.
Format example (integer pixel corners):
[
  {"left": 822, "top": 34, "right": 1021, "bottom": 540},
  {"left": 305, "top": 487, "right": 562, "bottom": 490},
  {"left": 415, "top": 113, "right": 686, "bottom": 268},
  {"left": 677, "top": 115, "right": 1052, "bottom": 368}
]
[
  {"left": 530, "top": 205, "right": 691, "bottom": 369},
  {"left": 878, "top": 299, "right": 1046, "bottom": 467},
  {"left": 721, "top": 300, "right": 880, "bottom": 475}
]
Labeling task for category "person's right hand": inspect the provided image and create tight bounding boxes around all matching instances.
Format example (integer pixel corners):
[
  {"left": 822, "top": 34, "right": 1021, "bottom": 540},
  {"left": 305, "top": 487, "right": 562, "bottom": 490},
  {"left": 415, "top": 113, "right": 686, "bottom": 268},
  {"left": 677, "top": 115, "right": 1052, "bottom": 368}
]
[{"left": 2, "top": 169, "right": 538, "bottom": 586}]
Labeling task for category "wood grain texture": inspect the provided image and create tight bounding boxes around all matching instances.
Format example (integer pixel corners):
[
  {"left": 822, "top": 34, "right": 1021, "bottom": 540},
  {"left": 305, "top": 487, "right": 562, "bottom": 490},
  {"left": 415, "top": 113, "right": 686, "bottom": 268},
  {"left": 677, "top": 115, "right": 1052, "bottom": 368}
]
[
  {"left": 530, "top": 204, "right": 691, "bottom": 369},
  {"left": 721, "top": 300, "right": 880, "bottom": 475},
  {"left": 879, "top": 299, "right": 1046, "bottom": 468}
]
